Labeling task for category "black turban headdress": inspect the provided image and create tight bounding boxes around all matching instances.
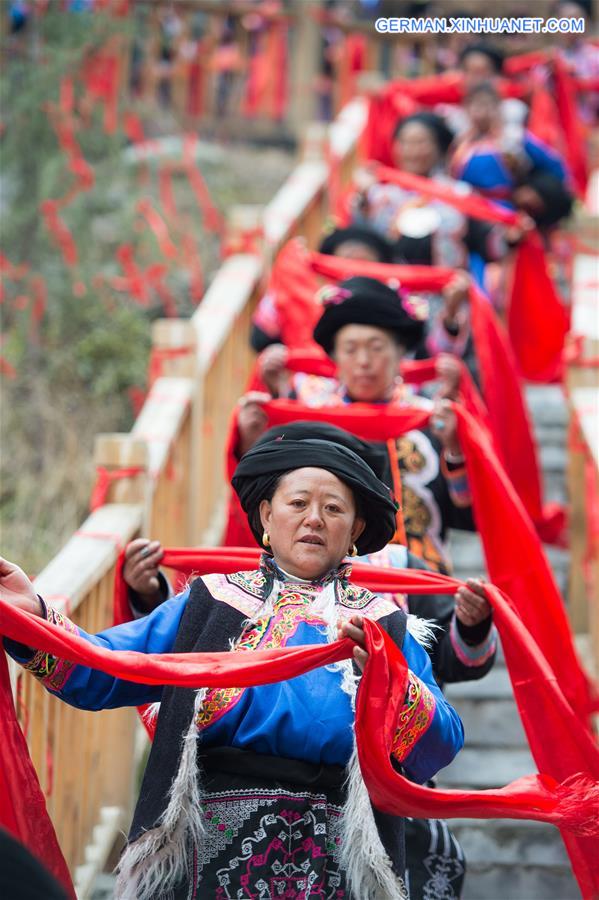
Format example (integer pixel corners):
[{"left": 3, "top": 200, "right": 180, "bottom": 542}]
[
  {"left": 231, "top": 438, "right": 398, "bottom": 556},
  {"left": 319, "top": 226, "right": 394, "bottom": 264},
  {"left": 255, "top": 421, "right": 392, "bottom": 486},
  {"left": 519, "top": 170, "right": 574, "bottom": 228},
  {"left": 458, "top": 43, "right": 504, "bottom": 74},
  {"left": 313, "top": 275, "right": 426, "bottom": 356},
  {"left": 392, "top": 112, "right": 455, "bottom": 157}
]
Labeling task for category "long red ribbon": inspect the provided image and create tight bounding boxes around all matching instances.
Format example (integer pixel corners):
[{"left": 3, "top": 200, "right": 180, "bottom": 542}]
[
  {"left": 2, "top": 561, "right": 599, "bottom": 895},
  {"left": 268, "top": 239, "right": 562, "bottom": 541}
]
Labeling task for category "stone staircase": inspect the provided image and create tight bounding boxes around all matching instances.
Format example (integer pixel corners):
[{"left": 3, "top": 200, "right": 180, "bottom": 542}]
[{"left": 439, "top": 384, "right": 579, "bottom": 900}]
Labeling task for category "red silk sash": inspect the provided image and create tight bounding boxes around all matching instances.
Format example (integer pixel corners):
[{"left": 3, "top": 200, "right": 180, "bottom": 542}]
[
  {"left": 2, "top": 560, "right": 599, "bottom": 896},
  {"left": 369, "top": 165, "right": 521, "bottom": 226},
  {"left": 261, "top": 400, "right": 596, "bottom": 722},
  {"left": 353, "top": 167, "right": 568, "bottom": 385},
  {"left": 269, "top": 240, "right": 564, "bottom": 542}
]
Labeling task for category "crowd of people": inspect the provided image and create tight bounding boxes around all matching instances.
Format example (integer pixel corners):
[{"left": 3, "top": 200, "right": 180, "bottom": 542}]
[{"left": 1, "top": 4, "right": 598, "bottom": 899}]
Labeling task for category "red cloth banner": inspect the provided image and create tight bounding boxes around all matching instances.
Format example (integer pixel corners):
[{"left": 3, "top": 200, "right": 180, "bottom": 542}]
[
  {"left": 507, "top": 231, "right": 569, "bottom": 383},
  {"left": 260, "top": 401, "right": 596, "bottom": 723},
  {"left": 268, "top": 240, "right": 562, "bottom": 541},
  {"left": 2, "top": 557, "right": 598, "bottom": 895},
  {"left": 0, "top": 651, "right": 75, "bottom": 898},
  {"left": 553, "top": 57, "right": 589, "bottom": 197}
]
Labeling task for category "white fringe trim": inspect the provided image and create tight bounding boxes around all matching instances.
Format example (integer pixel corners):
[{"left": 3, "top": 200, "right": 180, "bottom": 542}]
[
  {"left": 340, "top": 748, "right": 409, "bottom": 900},
  {"left": 115, "top": 688, "right": 208, "bottom": 900},
  {"left": 406, "top": 614, "right": 441, "bottom": 649}
]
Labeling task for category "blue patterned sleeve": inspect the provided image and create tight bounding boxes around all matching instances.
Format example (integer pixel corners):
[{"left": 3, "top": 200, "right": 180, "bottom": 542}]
[
  {"left": 4, "top": 588, "right": 191, "bottom": 711},
  {"left": 391, "top": 630, "right": 464, "bottom": 784}
]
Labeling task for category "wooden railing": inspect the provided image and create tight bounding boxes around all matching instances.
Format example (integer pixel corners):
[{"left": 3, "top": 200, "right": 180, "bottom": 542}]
[{"left": 10, "top": 97, "right": 362, "bottom": 896}]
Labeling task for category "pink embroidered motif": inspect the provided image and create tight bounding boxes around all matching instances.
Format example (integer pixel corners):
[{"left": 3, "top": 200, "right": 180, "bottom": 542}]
[
  {"left": 316, "top": 284, "right": 352, "bottom": 308},
  {"left": 449, "top": 615, "right": 497, "bottom": 668},
  {"left": 391, "top": 671, "right": 436, "bottom": 763},
  {"left": 24, "top": 607, "right": 79, "bottom": 691}
]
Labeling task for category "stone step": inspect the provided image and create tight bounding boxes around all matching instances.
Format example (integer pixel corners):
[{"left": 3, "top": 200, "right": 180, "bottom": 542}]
[
  {"left": 437, "top": 747, "right": 536, "bottom": 789},
  {"left": 525, "top": 385, "right": 569, "bottom": 427},
  {"left": 453, "top": 819, "right": 578, "bottom": 900},
  {"left": 461, "top": 867, "right": 579, "bottom": 900},
  {"left": 445, "top": 665, "right": 513, "bottom": 700},
  {"left": 444, "top": 695, "right": 527, "bottom": 747}
]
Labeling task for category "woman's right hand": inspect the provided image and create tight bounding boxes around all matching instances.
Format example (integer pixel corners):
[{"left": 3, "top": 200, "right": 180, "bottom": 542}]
[
  {"left": 123, "top": 539, "right": 164, "bottom": 605},
  {"left": 258, "top": 344, "right": 289, "bottom": 397},
  {"left": 0, "top": 557, "right": 44, "bottom": 616},
  {"left": 237, "top": 391, "right": 271, "bottom": 457}
]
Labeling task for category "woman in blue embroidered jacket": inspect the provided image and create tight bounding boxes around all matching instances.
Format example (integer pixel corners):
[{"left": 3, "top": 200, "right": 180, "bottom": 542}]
[{"left": 2, "top": 438, "right": 464, "bottom": 900}]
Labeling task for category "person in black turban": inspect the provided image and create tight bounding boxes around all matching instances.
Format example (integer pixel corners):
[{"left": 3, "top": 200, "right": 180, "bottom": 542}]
[
  {"left": 232, "top": 437, "right": 398, "bottom": 561},
  {"left": 254, "top": 421, "right": 392, "bottom": 486},
  {"left": 393, "top": 112, "right": 455, "bottom": 160},
  {"left": 318, "top": 225, "right": 394, "bottom": 264},
  {"left": 513, "top": 170, "right": 574, "bottom": 230},
  {"left": 313, "top": 275, "right": 426, "bottom": 359},
  {"left": 250, "top": 227, "right": 393, "bottom": 354}
]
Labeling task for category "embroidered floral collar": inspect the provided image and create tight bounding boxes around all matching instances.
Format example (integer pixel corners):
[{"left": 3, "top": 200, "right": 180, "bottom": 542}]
[{"left": 259, "top": 552, "right": 352, "bottom": 589}]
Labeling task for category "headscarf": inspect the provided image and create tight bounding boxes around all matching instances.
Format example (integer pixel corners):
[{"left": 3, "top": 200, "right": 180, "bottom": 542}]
[
  {"left": 255, "top": 421, "right": 392, "bottom": 486},
  {"left": 392, "top": 112, "right": 455, "bottom": 157},
  {"left": 319, "top": 226, "right": 394, "bottom": 264},
  {"left": 517, "top": 170, "right": 574, "bottom": 227},
  {"left": 231, "top": 438, "right": 398, "bottom": 556},
  {"left": 313, "top": 276, "right": 426, "bottom": 356},
  {"left": 458, "top": 43, "right": 504, "bottom": 74}
]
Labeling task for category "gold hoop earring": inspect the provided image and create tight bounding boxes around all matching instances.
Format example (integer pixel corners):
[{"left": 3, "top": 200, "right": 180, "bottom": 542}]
[
  {"left": 349, "top": 544, "right": 358, "bottom": 557},
  {"left": 262, "top": 532, "right": 270, "bottom": 548}
]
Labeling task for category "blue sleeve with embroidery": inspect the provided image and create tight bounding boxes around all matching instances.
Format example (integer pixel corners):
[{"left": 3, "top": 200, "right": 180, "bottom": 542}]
[
  {"left": 393, "top": 630, "right": 464, "bottom": 784},
  {"left": 4, "top": 588, "right": 191, "bottom": 711}
]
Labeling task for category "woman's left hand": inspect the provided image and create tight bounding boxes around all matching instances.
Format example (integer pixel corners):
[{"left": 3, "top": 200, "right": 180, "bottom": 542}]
[
  {"left": 338, "top": 615, "right": 369, "bottom": 672},
  {"left": 430, "top": 398, "right": 462, "bottom": 456},
  {"left": 435, "top": 353, "right": 462, "bottom": 401},
  {"left": 455, "top": 578, "right": 492, "bottom": 626}
]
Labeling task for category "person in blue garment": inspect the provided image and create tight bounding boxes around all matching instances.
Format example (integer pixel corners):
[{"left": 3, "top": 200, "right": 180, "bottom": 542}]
[
  {"left": 2, "top": 438, "right": 464, "bottom": 900},
  {"left": 124, "top": 421, "right": 496, "bottom": 900},
  {"left": 450, "top": 82, "right": 568, "bottom": 205}
]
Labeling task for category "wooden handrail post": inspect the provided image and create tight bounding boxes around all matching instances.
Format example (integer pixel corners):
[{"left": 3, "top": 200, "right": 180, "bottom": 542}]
[
  {"left": 301, "top": 122, "right": 330, "bottom": 162},
  {"left": 150, "top": 319, "right": 198, "bottom": 382},
  {"left": 92, "top": 435, "right": 150, "bottom": 531},
  {"left": 224, "top": 204, "right": 265, "bottom": 258}
]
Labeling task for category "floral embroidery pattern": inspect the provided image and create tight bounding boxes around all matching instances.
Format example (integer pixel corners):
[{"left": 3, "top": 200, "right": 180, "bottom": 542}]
[
  {"left": 391, "top": 671, "right": 436, "bottom": 763},
  {"left": 24, "top": 607, "right": 78, "bottom": 692},
  {"left": 196, "top": 591, "right": 325, "bottom": 731}
]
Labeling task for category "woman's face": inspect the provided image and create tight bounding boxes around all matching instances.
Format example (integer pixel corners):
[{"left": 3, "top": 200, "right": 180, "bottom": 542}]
[
  {"left": 467, "top": 92, "right": 500, "bottom": 134},
  {"left": 392, "top": 122, "right": 441, "bottom": 175},
  {"left": 260, "top": 468, "right": 365, "bottom": 580},
  {"left": 461, "top": 52, "right": 497, "bottom": 92},
  {"left": 333, "top": 323, "right": 403, "bottom": 403}
]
